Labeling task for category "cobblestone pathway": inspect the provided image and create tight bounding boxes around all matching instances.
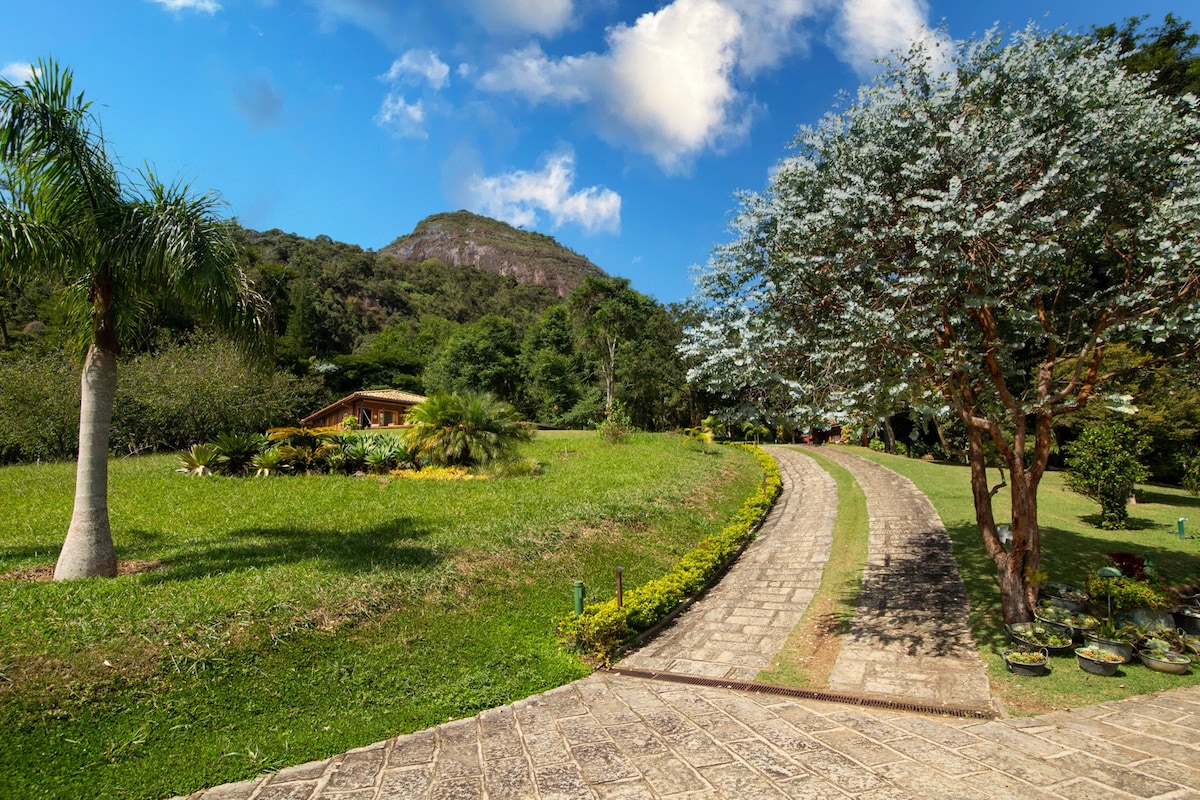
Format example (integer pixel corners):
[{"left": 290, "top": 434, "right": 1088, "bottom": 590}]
[
  {"left": 619, "top": 447, "right": 836, "bottom": 681},
  {"left": 817, "top": 449, "right": 992, "bottom": 710},
  {"left": 184, "top": 677, "right": 1200, "bottom": 800}
]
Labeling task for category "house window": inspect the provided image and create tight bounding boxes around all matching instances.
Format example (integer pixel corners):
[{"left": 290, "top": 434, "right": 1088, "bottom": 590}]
[{"left": 382, "top": 411, "right": 395, "bottom": 426}]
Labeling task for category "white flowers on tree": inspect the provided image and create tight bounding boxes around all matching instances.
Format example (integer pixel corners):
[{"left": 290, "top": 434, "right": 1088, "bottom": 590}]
[{"left": 686, "top": 25, "right": 1200, "bottom": 623}]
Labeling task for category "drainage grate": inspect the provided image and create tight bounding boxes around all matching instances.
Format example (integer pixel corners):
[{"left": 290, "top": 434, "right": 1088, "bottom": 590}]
[{"left": 605, "top": 667, "right": 996, "bottom": 720}]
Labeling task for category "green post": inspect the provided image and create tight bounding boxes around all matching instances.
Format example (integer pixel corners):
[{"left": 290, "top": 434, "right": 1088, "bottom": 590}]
[
  {"left": 1179, "top": 518, "right": 1188, "bottom": 540},
  {"left": 573, "top": 580, "right": 585, "bottom": 615}
]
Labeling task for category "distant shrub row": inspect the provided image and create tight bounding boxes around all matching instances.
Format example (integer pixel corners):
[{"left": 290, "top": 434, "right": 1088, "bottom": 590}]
[
  {"left": 0, "top": 337, "right": 326, "bottom": 465},
  {"left": 558, "top": 444, "right": 782, "bottom": 663}
]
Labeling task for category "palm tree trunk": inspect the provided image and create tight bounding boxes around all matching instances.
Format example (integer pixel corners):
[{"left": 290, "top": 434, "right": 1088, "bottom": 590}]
[{"left": 54, "top": 344, "right": 118, "bottom": 579}]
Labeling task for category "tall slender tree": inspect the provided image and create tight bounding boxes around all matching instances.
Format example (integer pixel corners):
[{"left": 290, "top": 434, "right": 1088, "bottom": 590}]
[{"left": 0, "top": 60, "right": 267, "bottom": 579}]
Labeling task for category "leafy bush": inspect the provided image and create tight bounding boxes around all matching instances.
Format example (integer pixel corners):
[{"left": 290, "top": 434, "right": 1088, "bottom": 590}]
[
  {"left": 1184, "top": 450, "right": 1200, "bottom": 496},
  {"left": 363, "top": 434, "right": 409, "bottom": 474},
  {"left": 596, "top": 400, "right": 636, "bottom": 444},
  {"left": 176, "top": 443, "right": 220, "bottom": 477},
  {"left": 558, "top": 444, "right": 781, "bottom": 662},
  {"left": 1085, "top": 574, "right": 1175, "bottom": 611},
  {"left": 1064, "top": 425, "right": 1151, "bottom": 529},
  {"left": 0, "top": 336, "right": 325, "bottom": 464}
]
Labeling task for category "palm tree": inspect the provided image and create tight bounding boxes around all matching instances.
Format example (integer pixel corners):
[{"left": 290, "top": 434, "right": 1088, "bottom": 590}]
[
  {"left": 0, "top": 60, "right": 267, "bottom": 579},
  {"left": 404, "top": 391, "right": 533, "bottom": 467}
]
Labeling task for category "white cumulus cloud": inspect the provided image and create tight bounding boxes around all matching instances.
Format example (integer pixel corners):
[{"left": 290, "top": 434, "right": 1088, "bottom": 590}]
[
  {"left": 835, "top": 0, "right": 946, "bottom": 75},
  {"left": 476, "top": 44, "right": 595, "bottom": 102},
  {"left": 1, "top": 61, "right": 36, "bottom": 84},
  {"left": 150, "top": 0, "right": 221, "bottom": 14},
  {"left": 375, "top": 94, "right": 427, "bottom": 138},
  {"left": 382, "top": 50, "right": 451, "bottom": 90},
  {"left": 467, "top": 151, "right": 620, "bottom": 235},
  {"left": 470, "top": 0, "right": 575, "bottom": 38},
  {"left": 478, "top": 0, "right": 819, "bottom": 173}
]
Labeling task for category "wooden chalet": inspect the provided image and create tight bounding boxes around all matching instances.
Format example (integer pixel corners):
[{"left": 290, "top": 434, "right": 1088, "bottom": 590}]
[{"left": 301, "top": 389, "right": 428, "bottom": 429}]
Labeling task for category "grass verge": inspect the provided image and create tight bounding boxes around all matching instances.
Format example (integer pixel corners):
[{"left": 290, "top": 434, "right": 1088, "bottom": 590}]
[
  {"left": 756, "top": 448, "right": 870, "bottom": 687},
  {"left": 850, "top": 446, "right": 1200, "bottom": 714},
  {"left": 0, "top": 431, "right": 763, "bottom": 799}
]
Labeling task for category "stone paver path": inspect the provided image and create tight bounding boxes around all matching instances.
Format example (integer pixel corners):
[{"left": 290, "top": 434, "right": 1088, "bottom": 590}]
[
  {"left": 619, "top": 446, "right": 836, "bottom": 681},
  {"left": 818, "top": 448, "right": 991, "bottom": 711},
  {"left": 183, "top": 676, "right": 1200, "bottom": 799}
]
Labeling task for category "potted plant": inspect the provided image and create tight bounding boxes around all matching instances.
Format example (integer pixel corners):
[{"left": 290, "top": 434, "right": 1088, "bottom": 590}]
[
  {"left": 1006, "top": 623, "right": 1075, "bottom": 656},
  {"left": 1136, "top": 625, "right": 1200, "bottom": 659},
  {"left": 1035, "top": 603, "right": 1099, "bottom": 641},
  {"left": 1171, "top": 604, "right": 1200, "bottom": 637},
  {"left": 1082, "top": 619, "right": 1138, "bottom": 663},
  {"left": 1139, "top": 648, "right": 1192, "bottom": 675},
  {"left": 1003, "top": 648, "right": 1049, "bottom": 676},
  {"left": 1041, "top": 582, "right": 1089, "bottom": 613},
  {"left": 1075, "top": 646, "right": 1123, "bottom": 676}
]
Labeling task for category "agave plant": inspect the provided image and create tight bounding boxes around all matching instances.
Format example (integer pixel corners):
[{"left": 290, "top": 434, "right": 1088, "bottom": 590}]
[
  {"left": 365, "top": 435, "right": 408, "bottom": 474},
  {"left": 338, "top": 436, "right": 373, "bottom": 474},
  {"left": 177, "top": 443, "right": 220, "bottom": 477}
]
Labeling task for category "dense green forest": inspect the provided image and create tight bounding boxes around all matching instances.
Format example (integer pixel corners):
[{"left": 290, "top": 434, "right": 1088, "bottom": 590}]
[{"left": 0, "top": 218, "right": 699, "bottom": 465}]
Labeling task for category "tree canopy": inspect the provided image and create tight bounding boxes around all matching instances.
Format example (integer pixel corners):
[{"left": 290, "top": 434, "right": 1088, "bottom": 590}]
[{"left": 686, "top": 24, "right": 1200, "bottom": 621}]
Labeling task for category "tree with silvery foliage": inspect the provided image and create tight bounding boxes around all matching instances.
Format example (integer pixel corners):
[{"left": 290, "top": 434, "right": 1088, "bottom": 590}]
[{"left": 685, "top": 24, "right": 1200, "bottom": 623}]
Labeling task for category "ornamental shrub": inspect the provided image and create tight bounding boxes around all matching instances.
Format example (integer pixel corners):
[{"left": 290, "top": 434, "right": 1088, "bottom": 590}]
[
  {"left": 1064, "top": 425, "right": 1150, "bottom": 529},
  {"left": 1084, "top": 574, "right": 1174, "bottom": 611},
  {"left": 559, "top": 444, "right": 781, "bottom": 663}
]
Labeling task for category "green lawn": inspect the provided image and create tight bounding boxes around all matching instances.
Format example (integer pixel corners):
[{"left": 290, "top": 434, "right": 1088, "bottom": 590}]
[
  {"left": 851, "top": 446, "right": 1200, "bottom": 713},
  {"left": 0, "top": 432, "right": 763, "bottom": 799}
]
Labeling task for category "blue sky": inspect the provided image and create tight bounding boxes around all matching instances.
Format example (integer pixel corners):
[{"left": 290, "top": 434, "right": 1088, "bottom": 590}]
[{"left": 1, "top": 1, "right": 1189, "bottom": 303}]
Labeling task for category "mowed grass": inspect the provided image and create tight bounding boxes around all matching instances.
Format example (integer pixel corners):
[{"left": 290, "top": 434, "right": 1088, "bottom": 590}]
[
  {"left": 852, "top": 446, "right": 1200, "bottom": 714},
  {"left": 0, "top": 432, "right": 763, "bottom": 799}
]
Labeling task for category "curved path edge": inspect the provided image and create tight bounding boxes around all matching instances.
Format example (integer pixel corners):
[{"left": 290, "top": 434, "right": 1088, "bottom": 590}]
[{"left": 618, "top": 446, "right": 836, "bottom": 681}]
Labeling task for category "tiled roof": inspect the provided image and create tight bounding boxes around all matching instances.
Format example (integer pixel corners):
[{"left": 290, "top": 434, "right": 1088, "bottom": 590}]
[
  {"left": 352, "top": 389, "right": 428, "bottom": 404},
  {"left": 301, "top": 389, "right": 428, "bottom": 425}
]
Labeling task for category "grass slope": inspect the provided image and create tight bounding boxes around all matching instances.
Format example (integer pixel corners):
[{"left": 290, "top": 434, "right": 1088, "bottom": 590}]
[
  {"left": 852, "top": 446, "right": 1200, "bottom": 714},
  {"left": 0, "top": 432, "right": 762, "bottom": 799}
]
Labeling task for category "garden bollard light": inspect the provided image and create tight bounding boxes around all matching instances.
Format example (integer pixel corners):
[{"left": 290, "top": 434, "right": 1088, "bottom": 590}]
[
  {"left": 1097, "top": 565, "right": 1121, "bottom": 622},
  {"left": 573, "top": 580, "right": 585, "bottom": 615},
  {"left": 616, "top": 566, "right": 624, "bottom": 608},
  {"left": 1180, "top": 518, "right": 1189, "bottom": 540}
]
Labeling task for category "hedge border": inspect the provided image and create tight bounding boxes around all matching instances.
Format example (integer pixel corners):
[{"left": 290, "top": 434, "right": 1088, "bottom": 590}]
[{"left": 557, "top": 443, "right": 782, "bottom": 664}]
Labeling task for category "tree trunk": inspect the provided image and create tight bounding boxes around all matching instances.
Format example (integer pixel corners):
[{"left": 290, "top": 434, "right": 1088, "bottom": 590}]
[
  {"left": 881, "top": 417, "right": 897, "bottom": 454},
  {"left": 54, "top": 344, "right": 118, "bottom": 579},
  {"left": 965, "top": 420, "right": 1036, "bottom": 623},
  {"left": 603, "top": 334, "right": 617, "bottom": 415}
]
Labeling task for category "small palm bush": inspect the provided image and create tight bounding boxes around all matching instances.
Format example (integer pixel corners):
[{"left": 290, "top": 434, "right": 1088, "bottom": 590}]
[
  {"left": 210, "top": 432, "right": 266, "bottom": 476},
  {"left": 177, "top": 443, "right": 220, "bottom": 477},
  {"left": 404, "top": 391, "right": 532, "bottom": 467}
]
